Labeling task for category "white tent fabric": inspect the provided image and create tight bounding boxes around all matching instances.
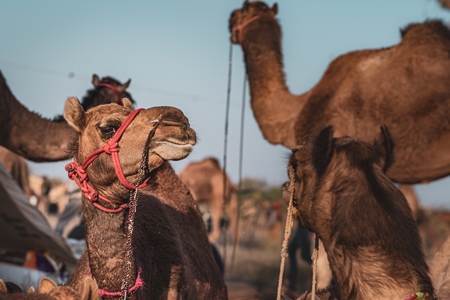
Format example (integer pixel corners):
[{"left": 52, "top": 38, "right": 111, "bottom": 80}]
[{"left": 0, "top": 163, "right": 77, "bottom": 270}]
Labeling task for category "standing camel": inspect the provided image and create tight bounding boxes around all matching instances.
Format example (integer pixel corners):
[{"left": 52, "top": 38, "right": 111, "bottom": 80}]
[
  {"left": 229, "top": 1, "right": 450, "bottom": 287},
  {"left": 228, "top": 0, "right": 450, "bottom": 205},
  {"left": 178, "top": 157, "right": 239, "bottom": 243},
  {"left": 0, "top": 70, "right": 133, "bottom": 162},
  {"left": 63, "top": 98, "right": 227, "bottom": 299},
  {"left": 285, "top": 125, "right": 437, "bottom": 299}
]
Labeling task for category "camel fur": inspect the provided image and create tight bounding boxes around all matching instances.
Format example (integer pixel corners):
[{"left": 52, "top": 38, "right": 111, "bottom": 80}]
[
  {"left": 63, "top": 98, "right": 228, "bottom": 299},
  {"left": 286, "top": 126, "right": 436, "bottom": 299}
]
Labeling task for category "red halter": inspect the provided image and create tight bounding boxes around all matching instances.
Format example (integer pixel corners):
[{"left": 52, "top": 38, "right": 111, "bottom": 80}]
[
  {"left": 97, "top": 82, "right": 124, "bottom": 105},
  {"left": 233, "top": 15, "right": 260, "bottom": 45},
  {"left": 65, "top": 108, "right": 150, "bottom": 213}
]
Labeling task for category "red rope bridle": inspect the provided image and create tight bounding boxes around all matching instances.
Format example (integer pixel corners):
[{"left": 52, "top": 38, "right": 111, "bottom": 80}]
[
  {"left": 233, "top": 15, "right": 260, "bottom": 45},
  {"left": 65, "top": 108, "right": 150, "bottom": 213},
  {"left": 97, "top": 82, "right": 124, "bottom": 105}
]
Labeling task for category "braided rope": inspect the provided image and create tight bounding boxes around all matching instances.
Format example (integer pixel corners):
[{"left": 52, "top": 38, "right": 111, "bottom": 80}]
[{"left": 276, "top": 165, "right": 297, "bottom": 300}]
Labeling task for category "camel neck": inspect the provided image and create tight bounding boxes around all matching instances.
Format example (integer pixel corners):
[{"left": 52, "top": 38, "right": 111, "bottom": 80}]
[
  {"left": 83, "top": 199, "right": 137, "bottom": 297},
  {"left": 0, "top": 75, "right": 74, "bottom": 161},
  {"left": 325, "top": 245, "right": 433, "bottom": 299},
  {"left": 239, "top": 18, "right": 304, "bottom": 147}
]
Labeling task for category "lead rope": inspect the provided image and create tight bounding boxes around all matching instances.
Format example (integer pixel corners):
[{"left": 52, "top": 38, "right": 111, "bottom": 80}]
[
  {"left": 121, "top": 118, "right": 160, "bottom": 300},
  {"left": 311, "top": 235, "right": 319, "bottom": 300},
  {"left": 276, "top": 165, "right": 297, "bottom": 300},
  {"left": 221, "top": 41, "right": 234, "bottom": 273}
]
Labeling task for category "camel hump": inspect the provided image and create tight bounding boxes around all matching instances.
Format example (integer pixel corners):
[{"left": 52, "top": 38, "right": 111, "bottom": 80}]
[
  {"left": 204, "top": 156, "right": 221, "bottom": 168},
  {"left": 400, "top": 19, "right": 450, "bottom": 44}
]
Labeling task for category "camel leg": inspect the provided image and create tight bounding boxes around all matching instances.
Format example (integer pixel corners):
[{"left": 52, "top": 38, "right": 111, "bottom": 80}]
[
  {"left": 226, "top": 192, "right": 239, "bottom": 244},
  {"left": 209, "top": 194, "right": 223, "bottom": 243}
]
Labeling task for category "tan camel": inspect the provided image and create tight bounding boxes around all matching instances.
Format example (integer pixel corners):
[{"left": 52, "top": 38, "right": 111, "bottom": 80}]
[
  {"left": 178, "top": 156, "right": 239, "bottom": 243},
  {"left": 0, "top": 147, "right": 31, "bottom": 197},
  {"left": 63, "top": 98, "right": 227, "bottom": 299},
  {"left": 286, "top": 125, "right": 436, "bottom": 299},
  {"left": 0, "top": 276, "right": 99, "bottom": 300},
  {"left": 228, "top": 0, "right": 450, "bottom": 209},
  {"left": 0, "top": 71, "right": 133, "bottom": 162}
]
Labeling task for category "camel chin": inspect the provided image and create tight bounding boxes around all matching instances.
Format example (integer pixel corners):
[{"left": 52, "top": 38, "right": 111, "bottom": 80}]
[{"left": 153, "top": 142, "right": 194, "bottom": 161}]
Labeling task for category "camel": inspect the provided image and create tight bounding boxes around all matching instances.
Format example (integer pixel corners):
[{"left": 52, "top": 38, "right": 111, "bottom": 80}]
[
  {"left": 63, "top": 98, "right": 228, "bottom": 299},
  {"left": 0, "top": 147, "right": 31, "bottom": 198},
  {"left": 178, "top": 156, "right": 239, "bottom": 243},
  {"left": 229, "top": 1, "right": 450, "bottom": 184},
  {"left": 285, "top": 125, "right": 437, "bottom": 300},
  {"left": 0, "top": 70, "right": 133, "bottom": 162},
  {"left": 0, "top": 276, "right": 99, "bottom": 300}
]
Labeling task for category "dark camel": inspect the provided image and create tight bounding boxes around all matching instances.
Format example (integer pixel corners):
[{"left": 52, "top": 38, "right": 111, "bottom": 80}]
[
  {"left": 228, "top": 1, "right": 450, "bottom": 219},
  {"left": 63, "top": 98, "right": 228, "bottom": 299},
  {"left": 286, "top": 125, "right": 436, "bottom": 299},
  {"left": 0, "top": 71, "right": 133, "bottom": 162}
]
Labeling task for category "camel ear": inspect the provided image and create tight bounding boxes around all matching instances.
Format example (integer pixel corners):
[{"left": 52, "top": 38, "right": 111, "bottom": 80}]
[
  {"left": 117, "top": 78, "right": 131, "bottom": 93},
  {"left": 0, "top": 279, "right": 7, "bottom": 293},
  {"left": 122, "top": 98, "right": 134, "bottom": 110},
  {"left": 64, "top": 97, "right": 86, "bottom": 133},
  {"left": 374, "top": 124, "right": 395, "bottom": 173},
  {"left": 271, "top": 3, "right": 278, "bottom": 15},
  {"left": 80, "top": 277, "right": 99, "bottom": 300},
  {"left": 38, "top": 277, "right": 57, "bottom": 293},
  {"left": 312, "top": 125, "right": 335, "bottom": 176},
  {"left": 27, "top": 286, "right": 36, "bottom": 292},
  {"left": 92, "top": 74, "right": 100, "bottom": 87}
]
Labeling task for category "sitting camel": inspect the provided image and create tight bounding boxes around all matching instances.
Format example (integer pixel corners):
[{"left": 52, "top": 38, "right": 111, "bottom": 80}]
[
  {"left": 285, "top": 125, "right": 436, "bottom": 299},
  {"left": 63, "top": 98, "right": 228, "bottom": 299},
  {"left": 178, "top": 156, "right": 239, "bottom": 243},
  {"left": 0, "top": 276, "right": 99, "bottom": 300}
]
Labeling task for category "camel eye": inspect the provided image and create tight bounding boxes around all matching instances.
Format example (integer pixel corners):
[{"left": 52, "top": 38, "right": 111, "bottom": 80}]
[{"left": 99, "top": 126, "right": 117, "bottom": 139}]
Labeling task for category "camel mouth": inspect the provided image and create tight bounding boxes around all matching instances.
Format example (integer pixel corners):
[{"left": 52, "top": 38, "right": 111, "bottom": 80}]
[{"left": 153, "top": 141, "right": 194, "bottom": 161}]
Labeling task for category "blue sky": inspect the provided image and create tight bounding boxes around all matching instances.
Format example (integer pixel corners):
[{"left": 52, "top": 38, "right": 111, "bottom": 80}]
[{"left": 1, "top": 1, "right": 450, "bottom": 208}]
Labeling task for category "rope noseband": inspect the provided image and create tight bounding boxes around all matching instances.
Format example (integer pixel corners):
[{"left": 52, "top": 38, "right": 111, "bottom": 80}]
[
  {"left": 97, "top": 82, "right": 124, "bottom": 105},
  {"left": 233, "top": 15, "right": 260, "bottom": 45},
  {"left": 65, "top": 108, "right": 150, "bottom": 213}
]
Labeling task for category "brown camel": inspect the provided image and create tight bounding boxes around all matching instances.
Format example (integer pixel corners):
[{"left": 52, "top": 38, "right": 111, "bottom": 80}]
[
  {"left": 0, "top": 70, "right": 133, "bottom": 162},
  {"left": 228, "top": 1, "right": 450, "bottom": 222},
  {"left": 178, "top": 156, "right": 239, "bottom": 243},
  {"left": 63, "top": 98, "right": 227, "bottom": 299},
  {"left": 0, "top": 276, "right": 99, "bottom": 300},
  {"left": 285, "top": 125, "right": 436, "bottom": 300},
  {"left": 0, "top": 147, "right": 31, "bottom": 197}
]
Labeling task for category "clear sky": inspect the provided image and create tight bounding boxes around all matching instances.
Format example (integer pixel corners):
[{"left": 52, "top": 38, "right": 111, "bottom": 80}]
[{"left": 1, "top": 1, "right": 450, "bottom": 208}]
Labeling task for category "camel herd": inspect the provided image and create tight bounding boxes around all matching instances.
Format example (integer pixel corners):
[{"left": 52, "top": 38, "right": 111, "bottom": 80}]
[{"left": 1, "top": 0, "right": 450, "bottom": 299}]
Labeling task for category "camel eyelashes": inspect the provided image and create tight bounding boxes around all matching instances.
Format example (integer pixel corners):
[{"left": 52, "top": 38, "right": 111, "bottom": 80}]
[{"left": 98, "top": 125, "right": 117, "bottom": 138}]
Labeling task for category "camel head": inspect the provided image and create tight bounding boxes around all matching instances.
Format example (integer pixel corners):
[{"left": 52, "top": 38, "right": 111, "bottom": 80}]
[
  {"left": 64, "top": 97, "right": 196, "bottom": 200},
  {"left": 229, "top": 1, "right": 278, "bottom": 44},
  {"left": 284, "top": 125, "right": 395, "bottom": 238},
  {"left": 80, "top": 74, "right": 135, "bottom": 110}
]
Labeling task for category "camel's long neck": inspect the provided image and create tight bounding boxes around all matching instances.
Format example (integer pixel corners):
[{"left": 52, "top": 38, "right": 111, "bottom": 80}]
[
  {"left": 82, "top": 197, "right": 135, "bottom": 297},
  {"left": 0, "top": 73, "right": 74, "bottom": 161},
  {"left": 324, "top": 242, "right": 432, "bottom": 299},
  {"left": 240, "top": 18, "right": 305, "bottom": 147}
]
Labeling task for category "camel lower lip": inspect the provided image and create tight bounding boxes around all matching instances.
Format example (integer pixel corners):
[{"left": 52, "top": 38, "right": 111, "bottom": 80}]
[{"left": 156, "top": 141, "right": 194, "bottom": 150}]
